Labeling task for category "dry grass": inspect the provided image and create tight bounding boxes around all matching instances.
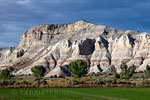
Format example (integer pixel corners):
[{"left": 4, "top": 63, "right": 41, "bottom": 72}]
[{"left": 1, "top": 76, "right": 150, "bottom": 88}]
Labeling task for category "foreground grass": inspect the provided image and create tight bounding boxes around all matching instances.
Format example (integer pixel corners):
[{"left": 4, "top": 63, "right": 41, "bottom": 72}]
[{"left": 0, "top": 87, "right": 150, "bottom": 100}]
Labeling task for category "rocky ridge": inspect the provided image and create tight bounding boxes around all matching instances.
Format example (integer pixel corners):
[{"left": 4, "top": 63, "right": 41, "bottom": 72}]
[{"left": 0, "top": 20, "right": 150, "bottom": 77}]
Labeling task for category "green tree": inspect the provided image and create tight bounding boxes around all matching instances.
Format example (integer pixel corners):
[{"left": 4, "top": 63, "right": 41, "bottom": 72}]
[
  {"left": 114, "top": 73, "right": 120, "bottom": 79},
  {"left": 120, "top": 61, "right": 136, "bottom": 79},
  {"left": 145, "top": 65, "right": 150, "bottom": 78},
  {"left": 128, "top": 64, "right": 136, "bottom": 77},
  {"left": 0, "top": 69, "right": 11, "bottom": 83},
  {"left": 31, "top": 65, "right": 46, "bottom": 88},
  {"left": 120, "top": 61, "right": 128, "bottom": 78},
  {"left": 68, "top": 60, "right": 87, "bottom": 78}
]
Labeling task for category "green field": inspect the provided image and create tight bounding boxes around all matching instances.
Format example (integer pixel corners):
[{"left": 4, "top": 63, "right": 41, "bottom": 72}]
[{"left": 0, "top": 87, "right": 150, "bottom": 100}]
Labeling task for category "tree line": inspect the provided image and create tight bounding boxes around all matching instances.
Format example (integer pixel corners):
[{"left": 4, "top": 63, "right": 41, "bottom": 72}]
[{"left": 1, "top": 60, "right": 150, "bottom": 87}]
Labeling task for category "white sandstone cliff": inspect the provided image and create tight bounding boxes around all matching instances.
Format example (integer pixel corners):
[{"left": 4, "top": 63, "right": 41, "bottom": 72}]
[{"left": 0, "top": 20, "right": 150, "bottom": 77}]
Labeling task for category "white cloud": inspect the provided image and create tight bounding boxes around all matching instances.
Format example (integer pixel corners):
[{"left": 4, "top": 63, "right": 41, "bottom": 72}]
[
  {"left": 16, "top": 0, "right": 30, "bottom": 5},
  {"left": 0, "top": 0, "right": 31, "bottom": 6},
  {"left": 31, "top": 0, "right": 87, "bottom": 5}
]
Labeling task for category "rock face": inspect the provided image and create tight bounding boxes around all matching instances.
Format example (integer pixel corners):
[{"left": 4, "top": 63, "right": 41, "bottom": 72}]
[{"left": 0, "top": 20, "right": 150, "bottom": 77}]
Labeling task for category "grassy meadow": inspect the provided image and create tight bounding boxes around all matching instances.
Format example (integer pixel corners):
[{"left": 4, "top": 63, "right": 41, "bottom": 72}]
[{"left": 0, "top": 87, "right": 150, "bottom": 100}]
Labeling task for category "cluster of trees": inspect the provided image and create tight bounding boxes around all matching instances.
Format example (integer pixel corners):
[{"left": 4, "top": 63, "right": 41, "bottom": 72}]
[
  {"left": 29, "top": 60, "right": 88, "bottom": 87},
  {"left": 119, "top": 61, "right": 150, "bottom": 79},
  {"left": 1, "top": 60, "right": 150, "bottom": 87},
  {"left": 0, "top": 66, "right": 46, "bottom": 88},
  {"left": 68, "top": 60, "right": 150, "bottom": 79},
  {"left": 68, "top": 60, "right": 150, "bottom": 80},
  {"left": 119, "top": 61, "right": 136, "bottom": 79}
]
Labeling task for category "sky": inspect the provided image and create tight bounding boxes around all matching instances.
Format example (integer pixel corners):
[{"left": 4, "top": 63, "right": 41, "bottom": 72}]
[{"left": 0, "top": 0, "right": 150, "bottom": 48}]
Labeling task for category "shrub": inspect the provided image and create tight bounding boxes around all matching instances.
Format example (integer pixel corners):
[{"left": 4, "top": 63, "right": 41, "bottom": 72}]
[
  {"left": 128, "top": 64, "right": 136, "bottom": 77},
  {"left": 68, "top": 60, "right": 87, "bottom": 78},
  {"left": 115, "top": 73, "right": 120, "bottom": 79},
  {"left": 120, "top": 62, "right": 136, "bottom": 79},
  {"left": 0, "top": 69, "right": 11, "bottom": 83},
  {"left": 145, "top": 65, "right": 150, "bottom": 78},
  {"left": 69, "top": 80, "right": 79, "bottom": 85},
  {"left": 141, "top": 74, "right": 145, "bottom": 79},
  {"left": 31, "top": 65, "right": 46, "bottom": 88},
  {"left": 120, "top": 61, "right": 128, "bottom": 78},
  {"left": 54, "top": 75, "right": 57, "bottom": 78}
]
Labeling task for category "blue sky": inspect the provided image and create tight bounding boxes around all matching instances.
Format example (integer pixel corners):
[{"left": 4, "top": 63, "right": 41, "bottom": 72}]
[{"left": 0, "top": 0, "right": 150, "bottom": 48}]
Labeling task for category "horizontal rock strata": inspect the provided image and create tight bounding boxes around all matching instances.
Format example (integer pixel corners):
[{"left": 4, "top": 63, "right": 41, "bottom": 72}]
[{"left": 0, "top": 20, "right": 150, "bottom": 77}]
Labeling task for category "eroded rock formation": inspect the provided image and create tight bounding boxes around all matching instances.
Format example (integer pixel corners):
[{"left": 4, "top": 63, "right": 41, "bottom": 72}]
[{"left": 0, "top": 20, "right": 150, "bottom": 77}]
